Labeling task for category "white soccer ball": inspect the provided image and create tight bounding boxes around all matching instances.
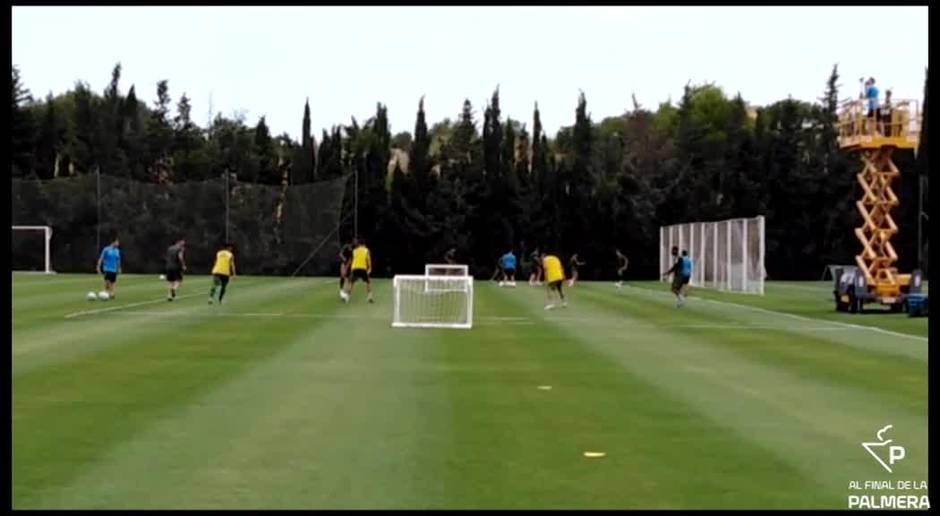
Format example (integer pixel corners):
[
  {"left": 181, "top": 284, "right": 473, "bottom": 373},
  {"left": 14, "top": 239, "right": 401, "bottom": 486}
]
[
  {"left": 97, "top": 291, "right": 111, "bottom": 301},
  {"left": 86, "top": 291, "right": 98, "bottom": 301},
  {"left": 159, "top": 274, "right": 166, "bottom": 280}
]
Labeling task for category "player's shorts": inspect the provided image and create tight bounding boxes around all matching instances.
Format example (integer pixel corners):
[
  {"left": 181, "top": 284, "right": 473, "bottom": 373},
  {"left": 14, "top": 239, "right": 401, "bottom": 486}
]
[
  {"left": 103, "top": 271, "right": 118, "bottom": 283},
  {"left": 504, "top": 268, "right": 515, "bottom": 276},
  {"left": 351, "top": 268, "right": 370, "bottom": 283},
  {"left": 165, "top": 268, "right": 183, "bottom": 283},
  {"left": 672, "top": 274, "right": 689, "bottom": 290},
  {"left": 548, "top": 279, "right": 564, "bottom": 292},
  {"left": 213, "top": 273, "right": 230, "bottom": 287},
  {"left": 681, "top": 275, "right": 691, "bottom": 285}
]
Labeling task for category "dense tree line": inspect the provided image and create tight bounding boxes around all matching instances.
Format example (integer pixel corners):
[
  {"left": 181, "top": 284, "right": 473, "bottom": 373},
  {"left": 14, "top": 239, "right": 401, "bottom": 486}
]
[{"left": 10, "top": 63, "right": 929, "bottom": 279}]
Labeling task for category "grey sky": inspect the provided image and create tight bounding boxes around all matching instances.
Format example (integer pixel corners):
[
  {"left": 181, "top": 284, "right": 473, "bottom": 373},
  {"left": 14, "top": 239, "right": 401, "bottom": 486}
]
[{"left": 12, "top": 6, "right": 928, "bottom": 141}]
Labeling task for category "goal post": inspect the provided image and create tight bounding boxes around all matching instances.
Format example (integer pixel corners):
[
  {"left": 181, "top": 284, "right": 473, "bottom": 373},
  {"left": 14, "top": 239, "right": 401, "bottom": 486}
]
[
  {"left": 659, "top": 216, "right": 765, "bottom": 295},
  {"left": 392, "top": 274, "right": 474, "bottom": 329},
  {"left": 11, "top": 225, "right": 55, "bottom": 274}
]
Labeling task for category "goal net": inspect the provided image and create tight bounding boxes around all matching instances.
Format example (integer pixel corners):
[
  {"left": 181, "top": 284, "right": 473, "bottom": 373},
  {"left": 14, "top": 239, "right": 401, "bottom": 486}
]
[
  {"left": 392, "top": 274, "right": 474, "bottom": 329},
  {"left": 424, "top": 264, "right": 470, "bottom": 293},
  {"left": 425, "top": 264, "right": 469, "bottom": 276},
  {"left": 11, "top": 226, "right": 55, "bottom": 274},
  {"left": 659, "top": 216, "right": 765, "bottom": 295}
]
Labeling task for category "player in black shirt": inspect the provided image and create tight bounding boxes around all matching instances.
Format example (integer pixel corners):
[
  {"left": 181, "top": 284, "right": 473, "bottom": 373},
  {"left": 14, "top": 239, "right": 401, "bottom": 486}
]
[
  {"left": 165, "top": 239, "right": 186, "bottom": 301},
  {"left": 339, "top": 242, "right": 353, "bottom": 292},
  {"left": 528, "top": 248, "right": 542, "bottom": 286}
]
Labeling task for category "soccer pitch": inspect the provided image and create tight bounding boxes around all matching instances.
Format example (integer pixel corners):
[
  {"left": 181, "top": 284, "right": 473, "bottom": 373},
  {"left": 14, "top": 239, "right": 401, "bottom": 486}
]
[{"left": 12, "top": 273, "right": 928, "bottom": 509}]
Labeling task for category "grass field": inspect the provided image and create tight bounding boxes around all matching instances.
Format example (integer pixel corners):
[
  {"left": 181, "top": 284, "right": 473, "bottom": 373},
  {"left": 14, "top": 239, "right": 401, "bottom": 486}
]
[{"left": 12, "top": 273, "right": 928, "bottom": 509}]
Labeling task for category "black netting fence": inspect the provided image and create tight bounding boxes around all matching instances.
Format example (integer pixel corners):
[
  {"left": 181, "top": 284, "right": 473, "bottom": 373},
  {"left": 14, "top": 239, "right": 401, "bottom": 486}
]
[{"left": 11, "top": 174, "right": 350, "bottom": 276}]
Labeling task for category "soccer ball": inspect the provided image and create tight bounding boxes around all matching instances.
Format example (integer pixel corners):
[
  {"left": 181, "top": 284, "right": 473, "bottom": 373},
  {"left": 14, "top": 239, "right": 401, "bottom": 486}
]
[
  {"left": 97, "top": 291, "right": 111, "bottom": 301},
  {"left": 86, "top": 291, "right": 98, "bottom": 301},
  {"left": 159, "top": 274, "right": 166, "bottom": 280}
]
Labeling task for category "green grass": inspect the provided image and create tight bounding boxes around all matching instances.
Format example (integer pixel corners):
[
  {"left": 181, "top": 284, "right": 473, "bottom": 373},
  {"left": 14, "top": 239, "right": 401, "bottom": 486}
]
[{"left": 12, "top": 273, "right": 928, "bottom": 509}]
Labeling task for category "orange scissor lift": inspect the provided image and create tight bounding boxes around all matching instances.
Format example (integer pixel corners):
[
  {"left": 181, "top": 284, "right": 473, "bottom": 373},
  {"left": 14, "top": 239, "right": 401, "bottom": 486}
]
[{"left": 833, "top": 97, "right": 926, "bottom": 313}]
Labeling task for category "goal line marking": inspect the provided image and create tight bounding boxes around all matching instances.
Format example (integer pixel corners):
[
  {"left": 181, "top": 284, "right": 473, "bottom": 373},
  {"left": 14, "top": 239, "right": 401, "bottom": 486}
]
[
  {"left": 64, "top": 293, "right": 204, "bottom": 319},
  {"left": 620, "top": 284, "right": 927, "bottom": 343},
  {"left": 100, "top": 310, "right": 851, "bottom": 331}
]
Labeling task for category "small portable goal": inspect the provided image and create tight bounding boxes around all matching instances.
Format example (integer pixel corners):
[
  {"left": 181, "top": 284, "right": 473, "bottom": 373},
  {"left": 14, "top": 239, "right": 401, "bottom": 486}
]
[{"left": 392, "top": 272, "right": 473, "bottom": 329}]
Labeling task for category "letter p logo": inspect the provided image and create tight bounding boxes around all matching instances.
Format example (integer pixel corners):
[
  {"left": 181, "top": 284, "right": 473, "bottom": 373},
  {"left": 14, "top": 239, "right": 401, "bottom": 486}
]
[
  {"left": 862, "top": 425, "right": 906, "bottom": 473},
  {"left": 889, "top": 445, "right": 905, "bottom": 465}
]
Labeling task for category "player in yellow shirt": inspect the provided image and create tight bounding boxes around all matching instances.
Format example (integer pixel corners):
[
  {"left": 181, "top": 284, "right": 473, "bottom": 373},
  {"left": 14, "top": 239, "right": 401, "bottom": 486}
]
[
  {"left": 342, "top": 236, "right": 374, "bottom": 303},
  {"left": 208, "top": 242, "right": 236, "bottom": 305},
  {"left": 541, "top": 251, "right": 567, "bottom": 310}
]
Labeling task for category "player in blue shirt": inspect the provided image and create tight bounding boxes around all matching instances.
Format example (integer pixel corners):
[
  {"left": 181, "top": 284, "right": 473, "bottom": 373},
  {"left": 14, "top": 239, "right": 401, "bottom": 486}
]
[
  {"left": 663, "top": 247, "right": 693, "bottom": 308},
  {"left": 678, "top": 250, "right": 694, "bottom": 307},
  {"left": 96, "top": 236, "right": 122, "bottom": 300},
  {"left": 500, "top": 248, "right": 518, "bottom": 286},
  {"left": 865, "top": 78, "right": 879, "bottom": 117}
]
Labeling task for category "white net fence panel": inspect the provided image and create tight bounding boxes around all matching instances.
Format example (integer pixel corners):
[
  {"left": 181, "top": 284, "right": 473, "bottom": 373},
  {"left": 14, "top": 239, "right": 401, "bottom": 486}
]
[
  {"left": 660, "top": 215, "right": 765, "bottom": 295},
  {"left": 746, "top": 217, "right": 764, "bottom": 294},
  {"left": 716, "top": 221, "right": 729, "bottom": 289},
  {"left": 393, "top": 275, "right": 473, "bottom": 329},
  {"left": 730, "top": 221, "right": 745, "bottom": 292}
]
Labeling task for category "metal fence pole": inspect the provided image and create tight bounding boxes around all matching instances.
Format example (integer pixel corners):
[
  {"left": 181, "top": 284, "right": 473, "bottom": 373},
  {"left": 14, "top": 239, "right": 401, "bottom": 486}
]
[
  {"left": 354, "top": 165, "right": 359, "bottom": 237},
  {"left": 224, "top": 169, "right": 230, "bottom": 242},
  {"left": 95, "top": 165, "right": 101, "bottom": 254},
  {"left": 918, "top": 174, "right": 924, "bottom": 271}
]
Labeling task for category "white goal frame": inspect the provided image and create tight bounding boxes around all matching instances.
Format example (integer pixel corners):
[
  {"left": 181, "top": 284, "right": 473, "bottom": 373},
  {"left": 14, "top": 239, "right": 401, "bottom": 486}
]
[
  {"left": 12, "top": 225, "right": 55, "bottom": 274},
  {"left": 392, "top": 274, "right": 474, "bottom": 329}
]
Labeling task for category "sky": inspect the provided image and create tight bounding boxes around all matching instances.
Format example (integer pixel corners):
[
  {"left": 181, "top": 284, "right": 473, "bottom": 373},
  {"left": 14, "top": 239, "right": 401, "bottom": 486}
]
[{"left": 12, "top": 6, "right": 929, "bottom": 142}]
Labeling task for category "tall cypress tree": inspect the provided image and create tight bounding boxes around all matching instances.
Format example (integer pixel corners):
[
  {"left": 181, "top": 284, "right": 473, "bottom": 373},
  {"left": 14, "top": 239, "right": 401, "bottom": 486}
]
[
  {"left": 301, "top": 98, "right": 315, "bottom": 182},
  {"left": 410, "top": 95, "right": 432, "bottom": 203},
  {"left": 564, "top": 91, "right": 595, "bottom": 263},
  {"left": 11, "top": 66, "right": 35, "bottom": 177},
  {"left": 254, "top": 116, "right": 278, "bottom": 184},
  {"left": 34, "top": 92, "right": 63, "bottom": 179},
  {"left": 813, "top": 65, "right": 856, "bottom": 268}
]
